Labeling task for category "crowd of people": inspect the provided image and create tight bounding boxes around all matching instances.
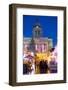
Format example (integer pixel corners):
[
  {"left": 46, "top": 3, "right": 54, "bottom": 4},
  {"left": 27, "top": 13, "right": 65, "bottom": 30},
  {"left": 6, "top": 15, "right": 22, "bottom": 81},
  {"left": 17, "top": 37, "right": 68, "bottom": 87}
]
[{"left": 23, "top": 47, "right": 57, "bottom": 75}]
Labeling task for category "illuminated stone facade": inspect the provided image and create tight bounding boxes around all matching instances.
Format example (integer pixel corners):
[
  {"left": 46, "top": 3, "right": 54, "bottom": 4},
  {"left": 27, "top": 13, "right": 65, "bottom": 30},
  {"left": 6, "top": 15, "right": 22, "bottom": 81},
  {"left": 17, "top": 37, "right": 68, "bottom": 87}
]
[{"left": 23, "top": 22, "right": 53, "bottom": 53}]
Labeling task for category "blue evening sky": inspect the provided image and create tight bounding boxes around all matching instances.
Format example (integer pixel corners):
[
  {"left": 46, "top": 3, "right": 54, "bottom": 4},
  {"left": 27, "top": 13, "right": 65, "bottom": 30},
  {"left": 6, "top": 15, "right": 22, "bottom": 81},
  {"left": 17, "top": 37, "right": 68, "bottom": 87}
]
[{"left": 23, "top": 15, "right": 57, "bottom": 47}]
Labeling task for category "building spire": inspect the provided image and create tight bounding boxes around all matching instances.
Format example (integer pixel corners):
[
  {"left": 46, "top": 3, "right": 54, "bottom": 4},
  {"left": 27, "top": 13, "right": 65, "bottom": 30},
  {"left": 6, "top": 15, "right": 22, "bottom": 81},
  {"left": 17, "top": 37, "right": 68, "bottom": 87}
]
[
  {"left": 32, "top": 18, "right": 42, "bottom": 38},
  {"left": 33, "top": 18, "right": 41, "bottom": 28}
]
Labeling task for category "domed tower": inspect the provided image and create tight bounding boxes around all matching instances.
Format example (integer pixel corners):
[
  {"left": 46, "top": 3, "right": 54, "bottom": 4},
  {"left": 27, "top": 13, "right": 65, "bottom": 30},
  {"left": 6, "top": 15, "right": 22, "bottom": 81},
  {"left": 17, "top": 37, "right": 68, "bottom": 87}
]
[
  {"left": 29, "top": 20, "right": 43, "bottom": 53},
  {"left": 32, "top": 22, "right": 42, "bottom": 38}
]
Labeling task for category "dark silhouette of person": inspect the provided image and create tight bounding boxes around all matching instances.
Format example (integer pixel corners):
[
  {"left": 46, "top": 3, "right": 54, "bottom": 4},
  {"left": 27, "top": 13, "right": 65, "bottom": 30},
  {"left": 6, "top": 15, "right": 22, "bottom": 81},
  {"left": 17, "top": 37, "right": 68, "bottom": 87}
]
[
  {"left": 49, "top": 59, "right": 57, "bottom": 73},
  {"left": 39, "top": 60, "right": 48, "bottom": 74},
  {"left": 50, "top": 48, "right": 55, "bottom": 52},
  {"left": 23, "top": 63, "right": 29, "bottom": 74}
]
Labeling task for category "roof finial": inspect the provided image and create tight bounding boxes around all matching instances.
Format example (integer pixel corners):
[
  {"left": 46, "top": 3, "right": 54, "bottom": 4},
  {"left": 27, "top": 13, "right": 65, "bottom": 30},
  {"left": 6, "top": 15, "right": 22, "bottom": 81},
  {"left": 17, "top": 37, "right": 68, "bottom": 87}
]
[{"left": 33, "top": 18, "right": 41, "bottom": 27}]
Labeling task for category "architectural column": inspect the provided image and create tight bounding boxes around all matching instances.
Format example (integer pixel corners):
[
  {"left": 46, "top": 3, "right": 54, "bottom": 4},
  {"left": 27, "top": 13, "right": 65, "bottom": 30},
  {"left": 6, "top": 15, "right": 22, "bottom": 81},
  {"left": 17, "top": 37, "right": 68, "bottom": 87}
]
[
  {"left": 42, "top": 44, "right": 44, "bottom": 52},
  {"left": 40, "top": 44, "right": 42, "bottom": 52},
  {"left": 44, "top": 43, "right": 48, "bottom": 52},
  {"left": 37, "top": 44, "right": 40, "bottom": 52},
  {"left": 44, "top": 44, "right": 47, "bottom": 52},
  {"left": 35, "top": 44, "right": 37, "bottom": 51}
]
